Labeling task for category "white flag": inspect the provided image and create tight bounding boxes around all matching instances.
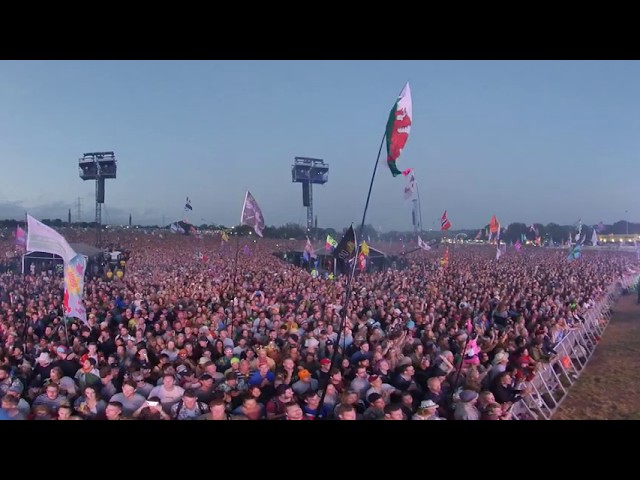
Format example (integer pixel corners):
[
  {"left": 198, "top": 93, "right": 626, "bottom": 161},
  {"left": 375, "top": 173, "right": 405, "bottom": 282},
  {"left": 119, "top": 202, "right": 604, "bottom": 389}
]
[
  {"left": 403, "top": 173, "right": 416, "bottom": 200},
  {"left": 418, "top": 236, "right": 431, "bottom": 251},
  {"left": 26, "top": 215, "right": 76, "bottom": 262},
  {"left": 591, "top": 229, "right": 598, "bottom": 245}
]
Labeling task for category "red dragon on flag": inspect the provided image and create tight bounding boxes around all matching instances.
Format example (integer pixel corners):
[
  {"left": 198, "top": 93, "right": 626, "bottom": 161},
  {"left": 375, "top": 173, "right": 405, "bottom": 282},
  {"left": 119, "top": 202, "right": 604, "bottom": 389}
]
[{"left": 385, "top": 82, "right": 413, "bottom": 177}]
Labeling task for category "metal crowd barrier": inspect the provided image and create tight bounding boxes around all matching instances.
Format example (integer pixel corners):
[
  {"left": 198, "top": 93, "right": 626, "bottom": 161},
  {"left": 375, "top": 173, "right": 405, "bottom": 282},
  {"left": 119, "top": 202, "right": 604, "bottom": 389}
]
[{"left": 511, "top": 271, "right": 639, "bottom": 420}]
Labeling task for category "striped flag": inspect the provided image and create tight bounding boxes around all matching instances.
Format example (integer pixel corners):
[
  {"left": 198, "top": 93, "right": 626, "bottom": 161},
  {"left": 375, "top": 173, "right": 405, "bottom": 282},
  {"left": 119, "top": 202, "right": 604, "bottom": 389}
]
[{"left": 441, "top": 211, "right": 452, "bottom": 231}]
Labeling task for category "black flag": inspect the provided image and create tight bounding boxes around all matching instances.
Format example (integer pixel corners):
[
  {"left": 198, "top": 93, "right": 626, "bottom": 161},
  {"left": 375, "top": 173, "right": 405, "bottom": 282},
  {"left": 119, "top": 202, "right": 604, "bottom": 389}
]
[{"left": 334, "top": 225, "right": 357, "bottom": 262}]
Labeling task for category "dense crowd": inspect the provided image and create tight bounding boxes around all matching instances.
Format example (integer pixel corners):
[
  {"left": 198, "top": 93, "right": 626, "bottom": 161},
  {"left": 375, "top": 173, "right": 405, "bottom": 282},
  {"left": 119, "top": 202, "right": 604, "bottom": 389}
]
[{"left": 0, "top": 230, "right": 635, "bottom": 420}]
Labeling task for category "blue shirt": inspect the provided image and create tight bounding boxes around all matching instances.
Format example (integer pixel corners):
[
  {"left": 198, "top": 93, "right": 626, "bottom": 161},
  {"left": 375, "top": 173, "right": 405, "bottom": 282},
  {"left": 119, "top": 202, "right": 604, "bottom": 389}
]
[{"left": 248, "top": 371, "right": 275, "bottom": 386}]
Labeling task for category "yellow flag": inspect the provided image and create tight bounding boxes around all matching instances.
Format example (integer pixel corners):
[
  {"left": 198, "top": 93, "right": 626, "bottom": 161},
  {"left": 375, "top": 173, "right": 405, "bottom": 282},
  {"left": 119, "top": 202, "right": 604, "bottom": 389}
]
[
  {"left": 361, "top": 241, "right": 370, "bottom": 256},
  {"left": 222, "top": 232, "right": 229, "bottom": 242}
]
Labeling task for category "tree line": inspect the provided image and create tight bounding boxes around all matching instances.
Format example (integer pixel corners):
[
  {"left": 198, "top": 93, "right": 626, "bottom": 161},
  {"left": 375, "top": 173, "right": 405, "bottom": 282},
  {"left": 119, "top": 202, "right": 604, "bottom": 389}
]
[{"left": 1, "top": 219, "right": 637, "bottom": 244}]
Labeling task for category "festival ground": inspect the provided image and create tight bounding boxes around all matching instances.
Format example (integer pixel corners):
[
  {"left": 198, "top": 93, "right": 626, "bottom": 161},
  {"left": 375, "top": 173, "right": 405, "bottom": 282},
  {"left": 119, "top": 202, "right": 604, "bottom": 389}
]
[{"left": 553, "top": 293, "right": 640, "bottom": 420}]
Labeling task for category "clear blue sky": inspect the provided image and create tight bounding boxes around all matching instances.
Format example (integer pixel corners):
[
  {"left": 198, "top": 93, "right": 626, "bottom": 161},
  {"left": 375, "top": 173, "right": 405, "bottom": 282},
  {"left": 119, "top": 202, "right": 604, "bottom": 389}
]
[{"left": 0, "top": 60, "right": 638, "bottom": 231}]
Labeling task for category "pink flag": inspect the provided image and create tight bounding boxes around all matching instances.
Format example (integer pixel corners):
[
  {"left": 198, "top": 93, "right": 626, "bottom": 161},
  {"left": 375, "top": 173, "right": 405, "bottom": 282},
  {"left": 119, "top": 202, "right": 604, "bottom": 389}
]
[{"left": 14, "top": 226, "right": 26, "bottom": 247}]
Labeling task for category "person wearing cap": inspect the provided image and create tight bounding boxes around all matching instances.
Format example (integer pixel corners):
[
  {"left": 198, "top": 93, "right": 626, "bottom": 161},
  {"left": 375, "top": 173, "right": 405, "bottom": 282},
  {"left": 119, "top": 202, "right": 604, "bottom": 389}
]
[
  {"left": 320, "top": 339, "right": 340, "bottom": 363},
  {"left": 33, "top": 351, "right": 54, "bottom": 384},
  {"left": 291, "top": 369, "right": 318, "bottom": 397},
  {"left": 454, "top": 390, "right": 481, "bottom": 420},
  {"left": 486, "top": 351, "right": 510, "bottom": 386},
  {"left": 365, "top": 374, "right": 396, "bottom": 405},
  {"left": 313, "top": 358, "right": 332, "bottom": 387},
  {"left": 52, "top": 345, "right": 80, "bottom": 379},
  {"left": 223, "top": 357, "right": 242, "bottom": 377},
  {"left": 363, "top": 393, "right": 386, "bottom": 420},
  {"left": 413, "top": 400, "right": 444, "bottom": 420}
]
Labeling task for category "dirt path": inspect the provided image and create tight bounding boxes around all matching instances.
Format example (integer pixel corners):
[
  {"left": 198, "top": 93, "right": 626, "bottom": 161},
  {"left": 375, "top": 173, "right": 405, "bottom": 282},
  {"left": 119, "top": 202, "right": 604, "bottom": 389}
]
[{"left": 553, "top": 293, "right": 640, "bottom": 420}]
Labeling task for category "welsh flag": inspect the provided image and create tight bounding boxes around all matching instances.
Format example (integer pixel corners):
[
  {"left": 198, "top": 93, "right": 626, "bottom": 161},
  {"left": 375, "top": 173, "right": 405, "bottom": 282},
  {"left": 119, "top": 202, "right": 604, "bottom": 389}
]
[{"left": 385, "top": 82, "right": 413, "bottom": 177}]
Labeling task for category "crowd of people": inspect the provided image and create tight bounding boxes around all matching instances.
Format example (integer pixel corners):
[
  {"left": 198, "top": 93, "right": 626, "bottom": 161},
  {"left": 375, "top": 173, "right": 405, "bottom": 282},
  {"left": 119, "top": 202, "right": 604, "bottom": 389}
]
[{"left": 0, "top": 229, "right": 636, "bottom": 420}]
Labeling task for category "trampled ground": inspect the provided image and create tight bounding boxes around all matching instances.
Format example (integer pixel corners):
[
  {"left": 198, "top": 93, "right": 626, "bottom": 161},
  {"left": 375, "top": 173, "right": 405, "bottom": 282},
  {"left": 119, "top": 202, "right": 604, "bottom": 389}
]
[{"left": 553, "top": 294, "right": 640, "bottom": 420}]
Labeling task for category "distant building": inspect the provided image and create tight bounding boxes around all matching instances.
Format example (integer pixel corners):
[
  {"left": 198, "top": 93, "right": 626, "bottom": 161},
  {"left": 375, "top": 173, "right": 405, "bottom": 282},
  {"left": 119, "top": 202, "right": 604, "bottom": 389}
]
[{"left": 597, "top": 234, "right": 640, "bottom": 244}]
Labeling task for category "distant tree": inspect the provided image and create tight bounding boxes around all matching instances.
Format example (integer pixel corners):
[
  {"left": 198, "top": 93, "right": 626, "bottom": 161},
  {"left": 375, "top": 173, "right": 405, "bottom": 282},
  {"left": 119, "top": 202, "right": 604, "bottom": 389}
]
[{"left": 505, "top": 223, "right": 528, "bottom": 243}]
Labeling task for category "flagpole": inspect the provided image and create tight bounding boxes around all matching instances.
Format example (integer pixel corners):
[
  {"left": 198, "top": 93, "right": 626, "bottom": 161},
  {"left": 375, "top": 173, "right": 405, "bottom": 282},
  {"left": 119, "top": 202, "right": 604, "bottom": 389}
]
[
  {"left": 232, "top": 231, "right": 240, "bottom": 295},
  {"left": 319, "top": 86, "right": 404, "bottom": 417},
  {"left": 23, "top": 211, "right": 28, "bottom": 275},
  {"left": 415, "top": 175, "right": 424, "bottom": 234},
  {"left": 358, "top": 132, "right": 387, "bottom": 240},
  {"left": 317, "top": 224, "right": 360, "bottom": 419}
]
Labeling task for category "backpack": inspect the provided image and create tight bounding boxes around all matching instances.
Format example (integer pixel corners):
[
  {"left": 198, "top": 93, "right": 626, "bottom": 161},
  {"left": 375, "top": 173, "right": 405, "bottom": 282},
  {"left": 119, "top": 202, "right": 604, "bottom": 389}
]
[{"left": 175, "top": 399, "right": 206, "bottom": 419}]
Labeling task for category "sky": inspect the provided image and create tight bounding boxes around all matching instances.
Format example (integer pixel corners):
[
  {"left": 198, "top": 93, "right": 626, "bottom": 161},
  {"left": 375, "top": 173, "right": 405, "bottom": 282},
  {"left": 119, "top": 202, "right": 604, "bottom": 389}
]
[{"left": 0, "top": 60, "right": 638, "bottom": 231}]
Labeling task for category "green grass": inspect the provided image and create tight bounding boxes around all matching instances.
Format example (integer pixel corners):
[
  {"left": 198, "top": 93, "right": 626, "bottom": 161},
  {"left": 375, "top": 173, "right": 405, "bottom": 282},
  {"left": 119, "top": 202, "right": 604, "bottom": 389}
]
[{"left": 553, "top": 295, "right": 640, "bottom": 420}]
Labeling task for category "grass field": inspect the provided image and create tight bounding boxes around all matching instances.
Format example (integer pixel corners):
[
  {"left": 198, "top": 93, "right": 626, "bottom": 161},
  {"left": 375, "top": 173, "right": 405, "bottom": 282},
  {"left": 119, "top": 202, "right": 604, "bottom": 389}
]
[{"left": 553, "top": 293, "right": 640, "bottom": 420}]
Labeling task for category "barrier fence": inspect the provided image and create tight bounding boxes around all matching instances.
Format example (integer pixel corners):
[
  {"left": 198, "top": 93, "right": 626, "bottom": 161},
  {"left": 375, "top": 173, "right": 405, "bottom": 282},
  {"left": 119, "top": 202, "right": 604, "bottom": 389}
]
[{"left": 511, "top": 270, "right": 640, "bottom": 420}]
